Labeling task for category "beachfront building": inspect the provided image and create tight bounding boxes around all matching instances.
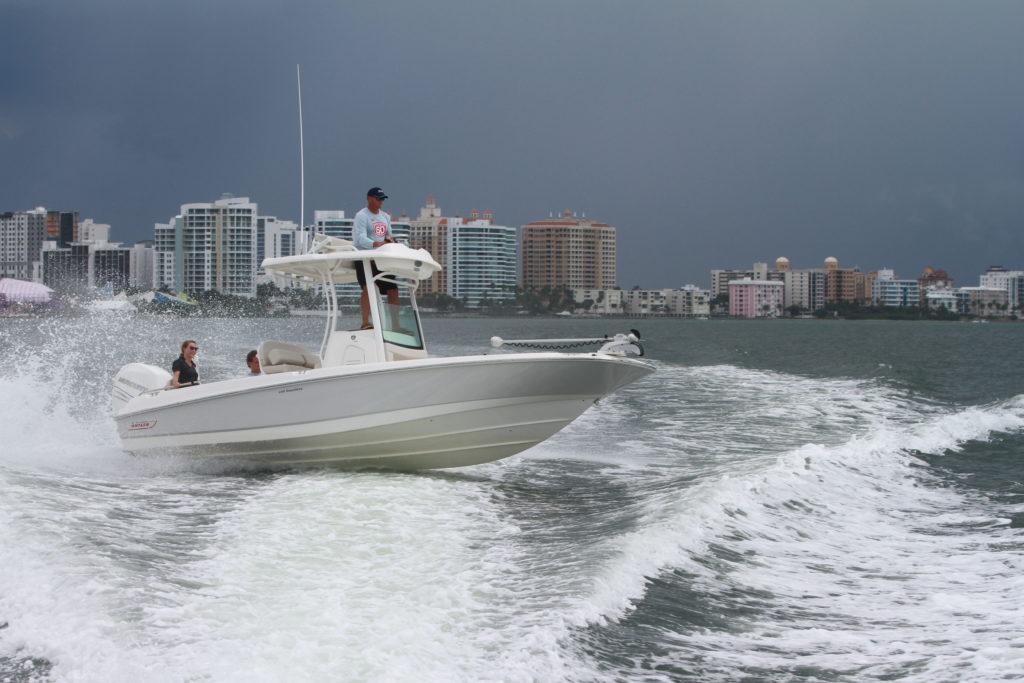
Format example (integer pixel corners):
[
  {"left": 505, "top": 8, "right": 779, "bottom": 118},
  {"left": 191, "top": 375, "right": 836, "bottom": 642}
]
[
  {"left": 960, "top": 286, "right": 1010, "bottom": 317},
  {"left": 925, "top": 288, "right": 966, "bottom": 315},
  {"left": 407, "top": 198, "right": 517, "bottom": 308},
  {"left": 872, "top": 269, "right": 921, "bottom": 308},
  {"left": 978, "top": 265, "right": 1024, "bottom": 293},
  {"left": 823, "top": 257, "right": 872, "bottom": 304},
  {"left": 573, "top": 288, "right": 623, "bottom": 315},
  {"left": 621, "top": 288, "right": 665, "bottom": 315},
  {"left": 729, "top": 279, "right": 784, "bottom": 318},
  {"left": 664, "top": 285, "right": 711, "bottom": 317},
  {"left": 520, "top": 209, "right": 616, "bottom": 291},
  {"left": 918, "top": 267, "right": 954, "bottom": 293},
  {"left": 572, "top": 285, "right": 710, "bottom": 316},
  {"left": 155, "top": 195, "right": 260, "bottom": 297}
]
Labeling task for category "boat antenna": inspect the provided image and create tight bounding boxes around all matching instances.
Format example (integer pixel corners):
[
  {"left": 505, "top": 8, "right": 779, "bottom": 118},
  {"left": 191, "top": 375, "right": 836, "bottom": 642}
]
[{"left": 296, "top": 64, "right": 308, "bottom": 252}]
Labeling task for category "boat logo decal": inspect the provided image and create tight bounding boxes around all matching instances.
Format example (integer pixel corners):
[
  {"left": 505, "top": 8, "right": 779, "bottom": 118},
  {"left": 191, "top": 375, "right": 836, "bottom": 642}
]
[
  {"left": 129, "top": 420, "right": 157, "bottom": 431},
  {"left": 278, "top": 387, "right": 303, "bottom": 394},
  {"left": 118, "top": 377, "right": 148, "bottom": 393}
]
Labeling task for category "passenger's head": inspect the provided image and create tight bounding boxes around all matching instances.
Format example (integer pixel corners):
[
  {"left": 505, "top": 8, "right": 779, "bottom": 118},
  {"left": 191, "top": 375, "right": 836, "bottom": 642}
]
[
  {"left": 181, "top": 340, "right": 198, "bottom": 355},
  {"left": 246, "top": 349, "right": 261, "bottom": 373}
]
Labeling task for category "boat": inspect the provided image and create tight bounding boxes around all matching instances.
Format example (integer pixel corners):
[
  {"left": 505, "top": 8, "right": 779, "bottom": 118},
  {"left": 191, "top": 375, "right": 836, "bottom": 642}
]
[{"left": 110, "top": 235, "right": 653, "bottom": 470}]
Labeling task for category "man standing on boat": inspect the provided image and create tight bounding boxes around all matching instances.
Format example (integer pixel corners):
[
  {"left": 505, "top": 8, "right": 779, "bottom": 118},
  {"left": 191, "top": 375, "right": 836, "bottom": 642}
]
[{"left": 353, "top": 186, "right": 400, "bottom": 330}]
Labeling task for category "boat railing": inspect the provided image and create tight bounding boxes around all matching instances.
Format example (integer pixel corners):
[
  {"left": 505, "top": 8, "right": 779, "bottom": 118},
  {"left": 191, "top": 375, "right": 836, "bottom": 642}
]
[{"left": 489, "top": 330, "right": 645, "bottom": 357}]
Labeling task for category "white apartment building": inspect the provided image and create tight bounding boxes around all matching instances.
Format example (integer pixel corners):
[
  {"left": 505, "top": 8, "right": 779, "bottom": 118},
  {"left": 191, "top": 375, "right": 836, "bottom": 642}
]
[
  {"left": 573, "top": 285, "right": 710, "bottom": 316},
  {"left": 130, "top": 241, "right": 155, "bottom": 289},
  {"left": 255, "top": 216, "right": 300, "bottom": 282},
  {"left": 447, "top": 217, "right": 517, "bottom": 308},
  {"left": 154, "top": 195, "right": 260, "bottom": 296},
  {"left": 664, "top": 285, "right": 711, "bottom": 316},
  {"left": 925, "top": 288, "right": 966, "bottom": 314},
  {"left": 979, "top": 265, "right": 1024, "bottom": 292},
  {"left": 573, "top": 288, "right": 623, "bottom": 314},
  {"left": 783, "top": 269, "right": 827, "bottom": 312},
  {"left": 873, "top": 269, "right": 921, "bottom": 308}
]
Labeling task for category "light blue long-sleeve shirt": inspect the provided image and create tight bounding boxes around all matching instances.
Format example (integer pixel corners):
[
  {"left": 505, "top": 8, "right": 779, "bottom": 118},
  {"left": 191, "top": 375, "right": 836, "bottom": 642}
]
[{"left": 353, "top": 207, "right": 392, "bottom": 250}]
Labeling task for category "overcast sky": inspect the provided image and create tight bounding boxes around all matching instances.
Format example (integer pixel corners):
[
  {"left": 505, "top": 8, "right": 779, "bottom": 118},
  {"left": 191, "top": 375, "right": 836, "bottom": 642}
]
[{"left": 2, "top": 0, "right": 1023, "bottom": 288}]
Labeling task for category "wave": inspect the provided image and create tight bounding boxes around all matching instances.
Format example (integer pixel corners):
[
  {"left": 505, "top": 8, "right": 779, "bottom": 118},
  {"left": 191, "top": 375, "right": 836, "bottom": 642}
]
[
  {"left": 541, "top": 365, "right": 1024, "bottom": 681},
  {"left": 3, "top": 319, "right": 1023, "bottom": 682}
]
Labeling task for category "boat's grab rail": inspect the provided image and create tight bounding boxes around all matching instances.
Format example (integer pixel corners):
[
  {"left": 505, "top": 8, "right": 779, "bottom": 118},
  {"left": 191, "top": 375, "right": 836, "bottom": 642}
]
[{"left": 490, "top": 329, "right": 644, "bottom": 357}]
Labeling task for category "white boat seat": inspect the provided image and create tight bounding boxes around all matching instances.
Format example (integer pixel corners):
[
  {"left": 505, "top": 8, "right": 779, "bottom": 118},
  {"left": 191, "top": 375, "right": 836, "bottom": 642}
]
[{"left": 258, "top": 340, "right": 322, "bottom": 374}]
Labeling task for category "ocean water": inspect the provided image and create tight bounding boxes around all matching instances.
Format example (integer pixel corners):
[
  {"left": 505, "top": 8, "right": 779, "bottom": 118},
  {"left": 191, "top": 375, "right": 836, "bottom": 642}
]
[{"left": 1, "top": 315, "right": 1022, "bottom": 682}]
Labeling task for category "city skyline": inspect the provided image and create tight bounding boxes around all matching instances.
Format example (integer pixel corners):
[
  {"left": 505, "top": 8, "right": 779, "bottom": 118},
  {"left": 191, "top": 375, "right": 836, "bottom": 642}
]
[
  {"left": 7, "top": 196, "right": 1011, "bottom": 293},
  {"left": 3, "top": 2, "right": 1024, "bottom": 288}
]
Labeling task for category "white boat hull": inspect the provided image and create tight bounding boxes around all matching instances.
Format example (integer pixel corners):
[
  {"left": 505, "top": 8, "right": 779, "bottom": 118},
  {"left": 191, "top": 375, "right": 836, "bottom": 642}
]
[{"left": 114, "top": 353, "right": 652, "bottom": 470}]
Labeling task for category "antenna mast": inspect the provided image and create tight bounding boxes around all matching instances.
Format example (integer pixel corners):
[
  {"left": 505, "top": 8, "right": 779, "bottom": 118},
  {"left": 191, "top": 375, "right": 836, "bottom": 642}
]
[{"left": 296, "top": 64, "right": 307, "bottom": 252}]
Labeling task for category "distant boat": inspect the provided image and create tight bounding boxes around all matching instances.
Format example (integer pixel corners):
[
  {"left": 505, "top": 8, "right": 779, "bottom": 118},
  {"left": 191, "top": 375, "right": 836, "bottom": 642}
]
[{"left": 88, "top": 291, "right": 136, "bottom": 314}]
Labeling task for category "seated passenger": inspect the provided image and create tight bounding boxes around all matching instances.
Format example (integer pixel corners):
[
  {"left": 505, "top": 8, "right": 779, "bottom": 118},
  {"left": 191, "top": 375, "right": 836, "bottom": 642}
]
[
  {"left": 246, "top": 349, "right": 262, "bottom": 375},
  {"left": 171, "top": 340, "right": 200, "bottom": 388}
]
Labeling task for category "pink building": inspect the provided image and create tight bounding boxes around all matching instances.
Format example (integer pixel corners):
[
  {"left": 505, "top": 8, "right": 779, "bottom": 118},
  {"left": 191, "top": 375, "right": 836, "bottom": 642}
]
[{"left": 729, "top": 279, "right": 785, "bottom": 318}]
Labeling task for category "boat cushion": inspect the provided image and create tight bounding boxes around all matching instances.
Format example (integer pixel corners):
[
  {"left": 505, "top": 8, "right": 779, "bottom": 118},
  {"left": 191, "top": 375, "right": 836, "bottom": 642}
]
[{"left": 259, "top": 341, "right": 322, "bottom": 374}]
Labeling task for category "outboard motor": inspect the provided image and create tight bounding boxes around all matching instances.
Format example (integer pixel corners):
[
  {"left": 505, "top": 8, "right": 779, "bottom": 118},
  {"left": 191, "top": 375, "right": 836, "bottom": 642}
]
[{"left": 111, "top": 363, "right": 172, "bottom": 414}]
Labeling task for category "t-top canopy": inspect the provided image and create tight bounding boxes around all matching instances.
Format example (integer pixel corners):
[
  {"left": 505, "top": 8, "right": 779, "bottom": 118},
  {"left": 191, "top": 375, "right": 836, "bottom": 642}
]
[{"left": 262, "top": 235, "right": 442, "bottom": 287}]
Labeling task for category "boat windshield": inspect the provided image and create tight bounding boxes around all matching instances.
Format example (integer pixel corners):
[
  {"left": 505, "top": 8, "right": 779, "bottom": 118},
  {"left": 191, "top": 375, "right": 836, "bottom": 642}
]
[
  {"left": 325, "top": 264, "right": 425, "bottom": 352},
  {"left": 378, "top": 287, "right": 424, "bottom": 350}
]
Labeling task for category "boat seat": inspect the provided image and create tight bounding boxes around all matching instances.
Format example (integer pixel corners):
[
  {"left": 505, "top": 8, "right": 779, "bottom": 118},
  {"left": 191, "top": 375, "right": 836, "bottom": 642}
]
[{"left": 258, "top": 340, "right": 322, "bottom": 374}]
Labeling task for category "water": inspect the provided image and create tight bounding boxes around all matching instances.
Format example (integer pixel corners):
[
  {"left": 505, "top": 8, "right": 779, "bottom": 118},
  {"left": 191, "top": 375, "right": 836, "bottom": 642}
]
[{"left": 1, "top": 316, "right": 1022, "bottom": 682}]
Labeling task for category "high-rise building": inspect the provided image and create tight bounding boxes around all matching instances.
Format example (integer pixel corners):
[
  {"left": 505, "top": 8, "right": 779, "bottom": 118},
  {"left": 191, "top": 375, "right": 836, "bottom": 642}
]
[
  {"left": 154, "top": 195, "right": 260, "bottom": 296},
  {"left": 520, "top": 209, "right": 615, "bottom": 291},
  {"left": 407, "top": 197, "right": 448, "bottom": 296},
  {"left": 46, "top": 210, "right": 79, "bottom": 247},
  {"left": 0, "top": 207, "right": 48, "bottom": 280},
  {"left": 407, "top": 198, "right": 517, "bottom": 308},
  {"left": 255, "top": 216, "right": 300, "bottom": 282}
]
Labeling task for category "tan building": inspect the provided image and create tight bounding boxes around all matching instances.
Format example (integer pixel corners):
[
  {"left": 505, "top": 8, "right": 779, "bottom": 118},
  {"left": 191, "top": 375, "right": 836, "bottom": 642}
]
[
  {"left": 823, "top": 256, "right": 873, "bottom": 304},
  {"left": 407, "top": 196, "right": 448, "bottom": 296},
  {"left": 520, "top": 209, "right": 616, "bottom": 290}
]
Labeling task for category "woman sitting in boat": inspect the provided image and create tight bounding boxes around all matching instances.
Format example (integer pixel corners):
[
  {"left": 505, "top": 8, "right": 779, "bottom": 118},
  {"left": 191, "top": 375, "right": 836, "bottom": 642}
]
[{"left": 171, "top": 340, "right": 200, "bottom": 388}]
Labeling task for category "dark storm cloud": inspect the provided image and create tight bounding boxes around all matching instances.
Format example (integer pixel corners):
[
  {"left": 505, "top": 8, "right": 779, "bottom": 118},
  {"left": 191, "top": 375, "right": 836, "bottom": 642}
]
[{"left": 2, "top": 0, "right": 1023, "bottom": 288}]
